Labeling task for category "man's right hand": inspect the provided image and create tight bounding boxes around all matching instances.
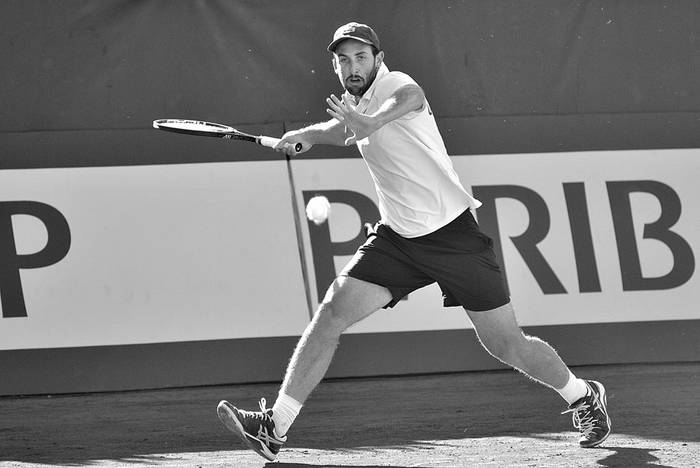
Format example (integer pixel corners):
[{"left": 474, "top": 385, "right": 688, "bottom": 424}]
[{"left": 274, "top": 130, "right": 312, "bottom": 156}]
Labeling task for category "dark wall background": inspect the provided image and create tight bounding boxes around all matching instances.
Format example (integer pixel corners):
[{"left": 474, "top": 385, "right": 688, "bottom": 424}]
[{"left": 2, "top": 0, "right": 700, "bottom": 169}]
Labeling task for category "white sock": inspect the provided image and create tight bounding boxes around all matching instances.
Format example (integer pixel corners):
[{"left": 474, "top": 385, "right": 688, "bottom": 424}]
[
  {"left": 271, "top": 392, "right": 302, "bottom": 437},
  {"left": 556, "top": 370, "right": 589, "bottom": 405}
]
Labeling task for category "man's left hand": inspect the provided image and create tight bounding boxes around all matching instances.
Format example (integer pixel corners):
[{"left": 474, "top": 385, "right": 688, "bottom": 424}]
[{"left": 326, "top": 94, "right": 377, "bottom": 146}]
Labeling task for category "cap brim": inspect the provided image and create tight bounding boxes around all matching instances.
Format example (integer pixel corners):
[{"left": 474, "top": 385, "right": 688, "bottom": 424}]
[{"left": 327, "top": 35, "right": 376, "bottom": 52}]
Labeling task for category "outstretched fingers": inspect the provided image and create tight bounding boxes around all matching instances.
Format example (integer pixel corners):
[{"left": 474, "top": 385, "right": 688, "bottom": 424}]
[{"left": 326, "top": 94, "right": 347, "bottom": 122}]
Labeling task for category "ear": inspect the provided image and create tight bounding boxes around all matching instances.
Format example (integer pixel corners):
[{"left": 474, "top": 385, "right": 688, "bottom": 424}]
[
  {"left": 375, "top": 50, "right": 385, "bottom": 67},
  {"left": 332, "top": 56, "right": 340, "bottom": 73}
]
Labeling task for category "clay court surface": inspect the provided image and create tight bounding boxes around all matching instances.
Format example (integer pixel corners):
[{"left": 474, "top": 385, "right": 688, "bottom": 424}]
[{"left": 1, "top": 363, "right": 698, "bottom": 467}]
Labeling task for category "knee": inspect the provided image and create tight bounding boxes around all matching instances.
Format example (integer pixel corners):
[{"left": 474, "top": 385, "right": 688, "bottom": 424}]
[{"left": 310, "top": 302, "right": 350, "bottom": 340}]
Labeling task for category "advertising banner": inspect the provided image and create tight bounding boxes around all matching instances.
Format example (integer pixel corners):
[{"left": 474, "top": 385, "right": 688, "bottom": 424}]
[{"left": 0, "top": 150, "right": 697, "bottom": 351}]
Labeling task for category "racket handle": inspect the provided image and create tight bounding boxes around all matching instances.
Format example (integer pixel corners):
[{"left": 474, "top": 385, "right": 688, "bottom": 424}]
[{"left": 258, "top": 136, "right": 303, "bottom": 153}]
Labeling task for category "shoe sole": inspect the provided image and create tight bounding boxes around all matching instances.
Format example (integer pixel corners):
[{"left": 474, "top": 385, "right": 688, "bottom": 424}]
[
  {"left": 580, "top": 381, "right": 611, "bottom": 448},
  {"left": 216, "top": 400, "right": 277, "bottom": 461}
]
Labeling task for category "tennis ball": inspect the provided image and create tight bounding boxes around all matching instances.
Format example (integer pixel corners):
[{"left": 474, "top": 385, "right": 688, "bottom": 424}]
[{"left": 305, "top": 195, "right": 331, "bottom": 225}]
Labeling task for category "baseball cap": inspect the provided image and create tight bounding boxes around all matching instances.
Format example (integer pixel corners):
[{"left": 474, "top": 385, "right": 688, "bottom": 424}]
[{"left": 327, "top": 22, "right": 381, "bottom": 52}]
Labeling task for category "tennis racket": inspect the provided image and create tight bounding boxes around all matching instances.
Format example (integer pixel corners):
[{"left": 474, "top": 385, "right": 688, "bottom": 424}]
[{"left": 153, "top": 119, "right": 302, "bottom": 152}]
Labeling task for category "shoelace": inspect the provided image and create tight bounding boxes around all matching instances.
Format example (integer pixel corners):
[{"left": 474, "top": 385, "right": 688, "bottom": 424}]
[
  {"left": 238, "top": 398, "right": 274, "bottom": 423},
  {"left": 562, "top": 396, "right": 602, "bottom": 438}
]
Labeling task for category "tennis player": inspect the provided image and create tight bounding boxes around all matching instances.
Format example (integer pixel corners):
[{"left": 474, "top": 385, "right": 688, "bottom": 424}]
[{"left": 217, "top": 22, "right": 611, "bottom": 461}]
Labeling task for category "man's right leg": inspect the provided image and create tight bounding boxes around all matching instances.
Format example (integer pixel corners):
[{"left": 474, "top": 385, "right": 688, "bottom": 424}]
[
  {"left": 278, "top": 275, "right": 392, "bottom": 404},
  {"left": 217, "top": 275, "right": 391, "bottom": 461}
]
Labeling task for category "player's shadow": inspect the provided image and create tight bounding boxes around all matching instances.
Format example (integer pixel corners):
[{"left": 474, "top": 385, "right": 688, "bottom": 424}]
[
  {"left": 270, "top": 464, "right": 410, "bottom": 468},
  {"left": 597, "top": 446, "right": 676, "bottom": 467}
]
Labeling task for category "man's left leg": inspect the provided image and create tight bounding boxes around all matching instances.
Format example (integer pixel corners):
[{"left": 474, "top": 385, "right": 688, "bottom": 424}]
[{"left": 466, "top": 302, "right": 611, "bottom": 447}]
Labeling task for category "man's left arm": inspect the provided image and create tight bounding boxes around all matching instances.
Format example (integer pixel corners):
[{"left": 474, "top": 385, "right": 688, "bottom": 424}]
[{"left": 326, "top": 84, "right": 425, "bottom": 145}]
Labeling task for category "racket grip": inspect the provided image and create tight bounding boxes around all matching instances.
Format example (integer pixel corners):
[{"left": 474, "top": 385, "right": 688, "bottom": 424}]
[{"left": 258, "top": 136, "right": 303, "bottom": 153}]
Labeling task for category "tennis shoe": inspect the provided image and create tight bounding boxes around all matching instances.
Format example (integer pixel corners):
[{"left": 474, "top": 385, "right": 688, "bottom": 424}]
[
  {"left": 217, "top": 398, "right": 287, "bottom": 461},
  {"left": 562, "top": 380, "right": 611, "bottom": 448}
]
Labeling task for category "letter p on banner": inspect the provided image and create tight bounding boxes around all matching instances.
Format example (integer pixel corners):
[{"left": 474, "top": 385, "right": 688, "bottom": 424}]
[{"left": 0, "top": 201, "right": 71, "bottom": 318}]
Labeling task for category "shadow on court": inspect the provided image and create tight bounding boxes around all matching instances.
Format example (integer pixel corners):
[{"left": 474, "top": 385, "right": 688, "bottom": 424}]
[
  {"left": 270, "top": 462, "right": 422, "bottom": 468},
  {"left": 597, "top": 447, "right": 678, "bottom": 468},
  {"left": 0, "top": 363, "right": 697, "bottom": 466}
]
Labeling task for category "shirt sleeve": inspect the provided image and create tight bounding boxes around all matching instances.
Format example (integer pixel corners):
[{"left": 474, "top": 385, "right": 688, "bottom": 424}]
[
  {"left": 374, "top": 71, "right": 418, "bottom": 102},
  {"left": 374, "top": 71, "right": 426, "bottom": 120}
]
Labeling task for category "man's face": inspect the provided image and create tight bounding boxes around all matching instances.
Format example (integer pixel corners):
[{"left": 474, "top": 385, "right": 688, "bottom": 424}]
[{"left": 332, "top": 39, "right": 384, "bottom": 97}]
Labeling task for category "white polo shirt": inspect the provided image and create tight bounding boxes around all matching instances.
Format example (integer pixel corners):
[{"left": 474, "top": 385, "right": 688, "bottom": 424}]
[{"left": 347, "top": 63, "right": 481, "bottom": 238}]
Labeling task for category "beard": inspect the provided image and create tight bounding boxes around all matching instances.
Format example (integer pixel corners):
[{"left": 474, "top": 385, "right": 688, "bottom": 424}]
[{"left": 344, "top": 63, "right": 380, "bottom": 97}]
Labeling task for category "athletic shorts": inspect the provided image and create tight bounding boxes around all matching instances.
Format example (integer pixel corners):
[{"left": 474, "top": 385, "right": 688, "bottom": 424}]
[{"left": 340, "top": 208, "right": 510, "bottom": 312}]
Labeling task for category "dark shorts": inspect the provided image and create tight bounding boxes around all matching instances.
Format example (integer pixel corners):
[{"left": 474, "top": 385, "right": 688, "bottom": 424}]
[{"left": 340, "top": 208, "right": 510, "bottom": 312}]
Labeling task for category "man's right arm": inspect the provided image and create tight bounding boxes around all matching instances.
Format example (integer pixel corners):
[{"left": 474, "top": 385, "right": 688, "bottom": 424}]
[{"left": 276, "top": 119, "right": 349, "bottom": 155}]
